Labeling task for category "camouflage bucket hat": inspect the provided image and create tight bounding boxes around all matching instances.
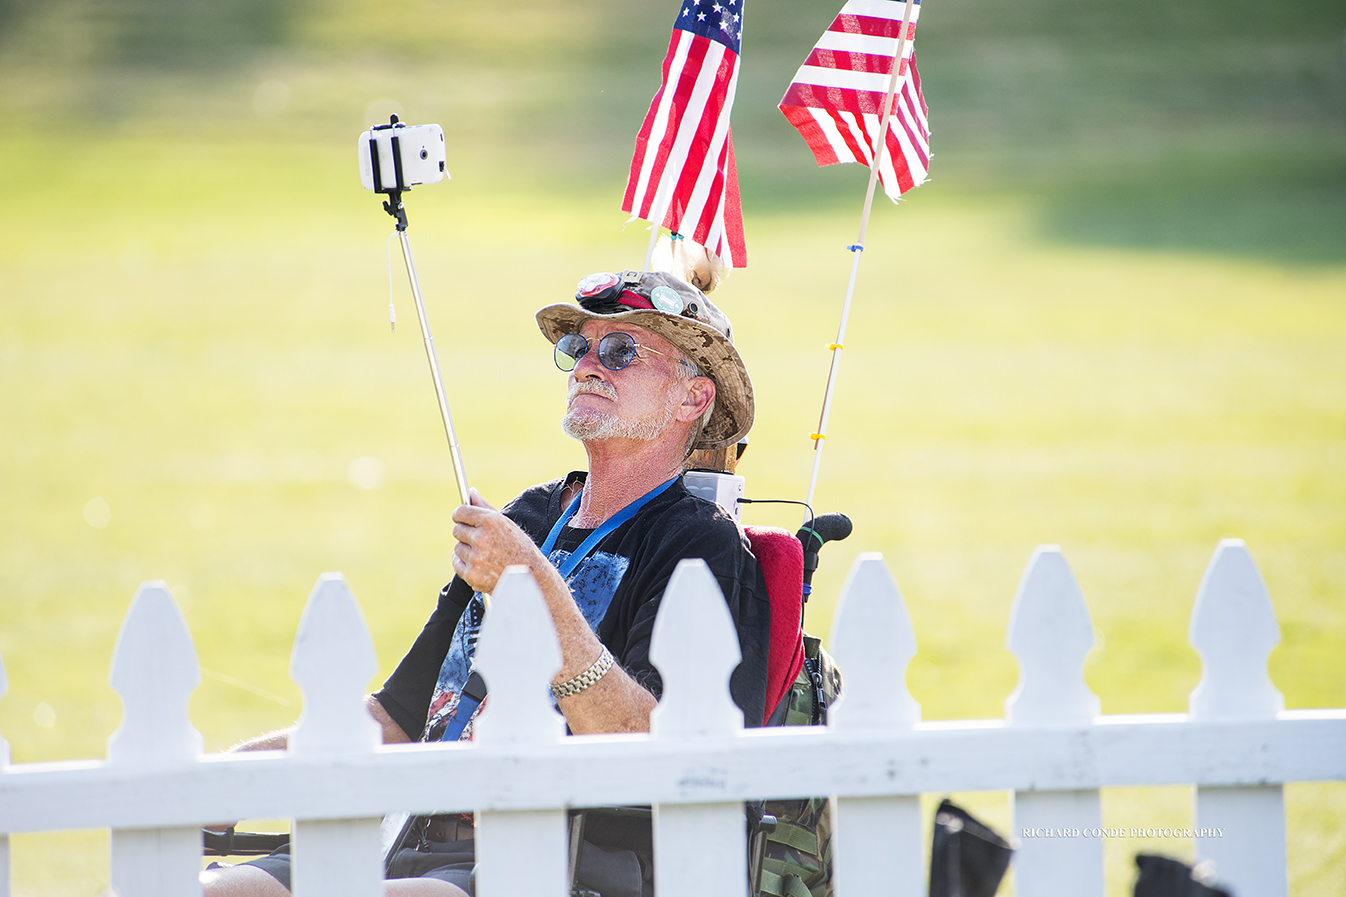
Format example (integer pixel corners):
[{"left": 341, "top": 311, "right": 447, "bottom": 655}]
[{"left": 535, "top": 270, "right": 754, "bottom": 451}]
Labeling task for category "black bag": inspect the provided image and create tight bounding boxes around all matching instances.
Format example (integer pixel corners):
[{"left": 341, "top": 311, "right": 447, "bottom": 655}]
[
  {"left": 1134, "top": 854, "right": 1233, "bottom": 897},
  {"left": 929, "top": 799, "right": 1013, "bottom": 897}
]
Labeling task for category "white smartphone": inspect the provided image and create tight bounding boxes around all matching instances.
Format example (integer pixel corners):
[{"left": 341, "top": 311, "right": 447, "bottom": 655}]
[{"left": 358, "top": 120, "right": 448, "bottom": 192}]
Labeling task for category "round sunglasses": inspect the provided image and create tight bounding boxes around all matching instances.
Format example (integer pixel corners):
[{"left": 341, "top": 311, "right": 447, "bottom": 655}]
[{"left": 554, "top": 331, "right": 693, "bottom": 373}]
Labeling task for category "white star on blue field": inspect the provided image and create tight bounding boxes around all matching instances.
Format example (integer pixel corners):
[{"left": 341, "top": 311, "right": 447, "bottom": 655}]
[{"left": 677, "top": 0, "right": 742, "bottom": 51}]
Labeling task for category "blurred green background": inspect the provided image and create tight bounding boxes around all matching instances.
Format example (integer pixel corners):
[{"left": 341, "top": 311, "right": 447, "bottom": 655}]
[{"left": 0, "top": 0, "right": 1343, "bottom": 894}]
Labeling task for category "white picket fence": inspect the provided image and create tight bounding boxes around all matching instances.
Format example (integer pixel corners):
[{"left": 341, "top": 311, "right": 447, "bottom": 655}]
[{"left": 1, "top": 538, "right": 1344, "bottom": 897}]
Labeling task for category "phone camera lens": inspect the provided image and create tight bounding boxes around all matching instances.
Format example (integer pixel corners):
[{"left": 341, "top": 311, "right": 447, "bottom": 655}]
[{"left": 420, "top": 149, "right": 428, "bottom": 160}]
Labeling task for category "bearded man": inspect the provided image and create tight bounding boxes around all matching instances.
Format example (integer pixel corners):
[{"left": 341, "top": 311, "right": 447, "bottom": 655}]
[{"left": 204, "top": 268, "right": 772, "bottom": 897}]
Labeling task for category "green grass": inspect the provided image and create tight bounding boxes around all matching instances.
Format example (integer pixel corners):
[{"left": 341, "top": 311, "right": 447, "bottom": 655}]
[{"left": 1, "top": 0, "right": 1344, "bottom": 893}]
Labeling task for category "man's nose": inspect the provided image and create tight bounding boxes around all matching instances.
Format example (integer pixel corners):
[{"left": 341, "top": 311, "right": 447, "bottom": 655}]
[{"left": 573, "top": 345, "right": 607, "bottom": 378}]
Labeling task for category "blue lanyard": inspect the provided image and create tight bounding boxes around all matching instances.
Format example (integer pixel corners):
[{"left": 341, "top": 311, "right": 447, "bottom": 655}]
[{"left": 541, "top": 475, "right": 680, "bottom": 580}]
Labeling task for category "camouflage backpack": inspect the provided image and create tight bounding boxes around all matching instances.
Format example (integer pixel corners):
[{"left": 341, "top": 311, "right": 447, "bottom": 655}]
[{"left": 760, "top": 634, "right": 845, "bottom": 897}]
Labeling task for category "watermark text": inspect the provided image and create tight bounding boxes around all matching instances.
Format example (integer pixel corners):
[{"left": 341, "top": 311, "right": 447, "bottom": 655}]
[{"left": 1019, "top": 827, "right": 1224, "bottom": 840}]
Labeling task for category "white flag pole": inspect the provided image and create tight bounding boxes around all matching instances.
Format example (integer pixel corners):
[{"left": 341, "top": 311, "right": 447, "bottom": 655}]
[
  {"left": 804, "top": 0, "right": 918, "bottom": 512},
  {"left": 642, "top": 214, "right": 664, "bottom": 272}
]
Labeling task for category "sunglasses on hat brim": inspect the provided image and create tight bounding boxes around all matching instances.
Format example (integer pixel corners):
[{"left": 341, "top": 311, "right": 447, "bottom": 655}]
[{"left": 575, "top": 271, "right": 696, "bottom": 317}]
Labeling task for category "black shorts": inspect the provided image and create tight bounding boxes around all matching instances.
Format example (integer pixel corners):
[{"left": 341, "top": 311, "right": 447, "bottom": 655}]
[{"left": 243, "top": 841, "right": 476, "bottom": 894}]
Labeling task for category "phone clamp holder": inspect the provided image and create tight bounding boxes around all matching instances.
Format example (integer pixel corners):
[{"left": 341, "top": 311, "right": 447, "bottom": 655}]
[{"left": 368, "top": 115, "right": 412, "bottom": 231}]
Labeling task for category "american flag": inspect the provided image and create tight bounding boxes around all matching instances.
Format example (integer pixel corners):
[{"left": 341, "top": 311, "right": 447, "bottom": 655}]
[
  {"left": 779, "top": 0, "right": 929, "bottom": 201},
  {"left": 621, "top": 0, "right": 747, "bottom": 268}
]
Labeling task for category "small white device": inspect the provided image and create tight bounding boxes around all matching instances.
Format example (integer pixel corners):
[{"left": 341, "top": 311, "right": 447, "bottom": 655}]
[
  {"left": 683, "top": 470, "right": 746, "bottom": 523},
  {"left": 358, "top": 119, "right": 448, "bottom": 192}
]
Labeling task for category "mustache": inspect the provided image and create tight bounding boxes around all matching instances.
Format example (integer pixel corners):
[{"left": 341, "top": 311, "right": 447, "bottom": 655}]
[{"left": 568, "top": 380, "right": 617, "bottom": 402}]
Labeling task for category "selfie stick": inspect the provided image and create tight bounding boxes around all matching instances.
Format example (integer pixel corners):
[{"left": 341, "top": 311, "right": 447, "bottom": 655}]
[{"left": 369, "top": 127, "right": 472, "bottom": 508}]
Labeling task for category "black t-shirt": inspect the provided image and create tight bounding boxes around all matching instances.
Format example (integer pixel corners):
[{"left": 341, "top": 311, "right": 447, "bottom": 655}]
[{"left": 374, "top": 473, "right": 772, "bottom": 739}]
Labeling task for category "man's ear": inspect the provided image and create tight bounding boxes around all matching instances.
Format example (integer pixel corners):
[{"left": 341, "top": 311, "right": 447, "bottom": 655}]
[{"left": 676, "top": 376, "right": 715, "bottom": 423}]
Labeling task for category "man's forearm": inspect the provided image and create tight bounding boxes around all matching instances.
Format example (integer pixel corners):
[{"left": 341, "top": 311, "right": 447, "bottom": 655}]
[
  {"left": 227, "top": 695, "right": 413, "bottom": 752},
  {"left": 230, "top": 728, "right": 291, "bottom": 752},
  {"left": 529, "top": 563, "right": 658, "bottom": 734},
  {"left": 369, "top": 694, "right": 415, "bottom": 743}
]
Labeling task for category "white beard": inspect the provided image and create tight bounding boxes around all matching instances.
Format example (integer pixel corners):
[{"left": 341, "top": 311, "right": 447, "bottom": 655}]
[{"left": 562, "top": 380, "right": 682, "bottom": 443}]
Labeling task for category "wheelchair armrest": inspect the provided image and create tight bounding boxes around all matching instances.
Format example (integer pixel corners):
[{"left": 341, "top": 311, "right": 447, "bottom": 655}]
[{"left": 202, "top": 827, "right": 291, "bottom": 857}]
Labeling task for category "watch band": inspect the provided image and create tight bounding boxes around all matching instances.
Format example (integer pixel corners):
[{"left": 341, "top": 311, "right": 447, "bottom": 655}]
[{"left": 551, "top": 645, "right": 615, "bottom": 700}]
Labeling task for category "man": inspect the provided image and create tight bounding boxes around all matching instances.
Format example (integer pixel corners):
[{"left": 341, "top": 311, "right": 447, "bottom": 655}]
[{"left": 203, "top": 268, "right": 772, "bottom": 897}]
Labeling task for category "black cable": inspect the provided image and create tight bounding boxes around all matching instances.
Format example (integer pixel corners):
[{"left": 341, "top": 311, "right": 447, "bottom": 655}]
[{"left": 737, "top": 497, "right": 815, "bottom": 525}]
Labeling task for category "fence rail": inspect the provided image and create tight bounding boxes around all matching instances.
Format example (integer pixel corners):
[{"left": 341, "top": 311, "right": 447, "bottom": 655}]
[{"left": 1, "top": 539, "right": 1343, "bottom": 897}]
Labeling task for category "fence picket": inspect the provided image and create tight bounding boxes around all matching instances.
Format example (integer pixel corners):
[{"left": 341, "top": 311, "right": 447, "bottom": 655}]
[
  {"left": 1004, "top": 546, "right": 1100, "bottom": 726},
  {"left": 476, "top": 810, "right": 569, "bottom": 897},
  {"left": 110, "top": 827, "right": 204, "bottom": 897},
  {"left": 474, "top": 567, "right": 569, "bottom": 897},
  {"left": 0, "top": 645, "right": 8, "bottom": 767},
  {"left": 106, "top": 582, "right": 205, "bottom": 897},
  {"left": 650, "top": 560, "right": 748, "bottom": 897},
  {"left": 1, "top": 645, "right": 7, "bottom": 897},
  {"left": 289, "top": 573, "right": 381, "bottom": 754},
  {"left": 291, "top": 818, "right": 384, "bottom": 897},
  {"left": 1010, "top": 790, "right": 1102, "bottom": 896},
  {"left": 1189, "top": 539, "right": 1287, "bottom": 897},
  {"left": 1005, "top": 547, "right": 1104, "bottom": 897},
  {"left": 656, "top": 802, "right": 748, "bottom": 897},
  {"left": 288, "top": 574, "right": 382, "bottom": 897},
  {"left": 829, "top": 553, "right": 919, "bottom": 731},
  {"left": 1189, "top": 539, "right": 1283, "bottom": 720},
  {"left": 649, "top": 558, "right": 744, "bottom": 738},
  {"left": 107, "top": 582, "right": 203, "bottom": 766},
  {"left": 828, "top": 554, "right": 923, "bottom": 897},
  {"left": 1194, "top": 786, "right": 1286, "bottom": 897},
  {"left": 474, "top": 566, "right": 565, "bottom": 744},
  {"left": 834, "top": 795, "right": 922, "bottom": 897}
]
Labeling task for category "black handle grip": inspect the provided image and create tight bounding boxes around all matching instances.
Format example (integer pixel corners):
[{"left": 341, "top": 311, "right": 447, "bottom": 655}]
[
  {"left": 796, "top": 513, "right": 853, "bottom": 550},
  {"left": 796, "top": 513, "right": 853, "bottom": 606}
]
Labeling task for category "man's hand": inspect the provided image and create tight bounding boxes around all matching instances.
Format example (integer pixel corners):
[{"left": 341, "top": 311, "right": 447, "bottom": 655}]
[{"left": 451, "top": 488, "right": 548, "bottom": 595}]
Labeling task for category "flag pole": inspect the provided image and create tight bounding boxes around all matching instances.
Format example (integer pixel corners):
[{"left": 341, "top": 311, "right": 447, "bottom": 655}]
[
  {"left": 641, "top": 172, "right": 677, "bottom": 272},
  {"left": 642, "top": 216, "right": 663, "bottom": 272},
  {"left": 804, "top": 0, "right": 917, "bottom": 511}
]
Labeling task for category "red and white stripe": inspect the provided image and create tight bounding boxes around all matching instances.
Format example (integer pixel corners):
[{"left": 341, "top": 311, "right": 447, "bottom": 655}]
[
  {"left": 779, "top": 0, "right": 929, "bottom": 201},
  {"left": 622, "top": 29, "right": 747, "bottom": 268}
]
